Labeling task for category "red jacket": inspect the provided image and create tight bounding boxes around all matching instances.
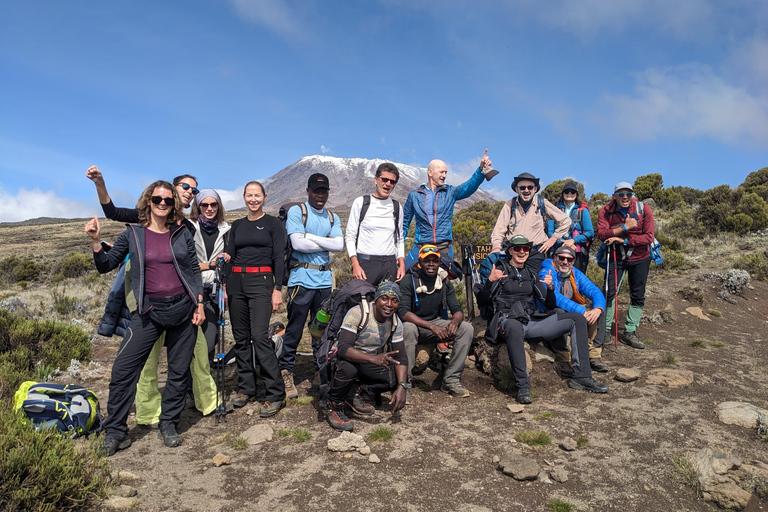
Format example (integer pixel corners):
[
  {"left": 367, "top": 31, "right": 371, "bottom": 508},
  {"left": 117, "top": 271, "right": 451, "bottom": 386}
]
[{"left": 597, "top": 199, "right": 655, "bottom": 262}]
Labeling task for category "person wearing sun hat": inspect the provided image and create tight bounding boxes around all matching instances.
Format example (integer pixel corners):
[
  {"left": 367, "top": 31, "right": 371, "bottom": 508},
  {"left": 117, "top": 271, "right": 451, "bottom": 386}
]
[{"left": 490, "top": 172, "right": 571, "bottom": 274}]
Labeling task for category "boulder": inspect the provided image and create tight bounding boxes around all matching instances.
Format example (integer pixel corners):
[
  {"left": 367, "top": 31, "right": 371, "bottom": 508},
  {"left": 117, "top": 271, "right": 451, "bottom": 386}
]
[
  {"left": 498, "top": 451, "right": 540, "bottom": 481},
  {"left": 716, "top": 402, "right": 768, "bottom": 429},
  {"left": 327, "top": 431, "right": 367, "bottom": 452},
  {"left": 241, "top": 424, "right": 273, "bottom": 445},
  {"left": 702, "top": 483, "right": 752, "bottom": 511},
  {"left": 615, "top": 368, "right": 641, "bottom": 382},
  {"left": 533, "top": 344, "right": 555, "bottom": 363},
  {"left": 646, "top": 369, "right": 694, "bottom": 388},
  {"left": 474, "top": 337, "right": 531, "bottom": 377},
  {"left": 693, "top": 447, "right": 752, "bottom": 511}
]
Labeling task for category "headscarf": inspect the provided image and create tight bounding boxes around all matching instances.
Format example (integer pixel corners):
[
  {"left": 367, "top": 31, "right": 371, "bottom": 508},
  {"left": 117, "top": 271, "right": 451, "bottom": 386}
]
[{"left": 195, "top": 189, "right": 221, "bottom": 235}]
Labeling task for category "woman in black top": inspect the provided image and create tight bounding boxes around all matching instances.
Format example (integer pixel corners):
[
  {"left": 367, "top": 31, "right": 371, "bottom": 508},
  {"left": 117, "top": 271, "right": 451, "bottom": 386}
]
[{"left": 223, "top": 181, "right": 286, "bottom": 417}]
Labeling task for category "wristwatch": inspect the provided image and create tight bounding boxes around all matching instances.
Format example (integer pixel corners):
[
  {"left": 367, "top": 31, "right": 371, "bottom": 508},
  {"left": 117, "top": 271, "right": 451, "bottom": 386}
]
[{"left": 399, "top": 382, "right": 412, "bottom": 389}]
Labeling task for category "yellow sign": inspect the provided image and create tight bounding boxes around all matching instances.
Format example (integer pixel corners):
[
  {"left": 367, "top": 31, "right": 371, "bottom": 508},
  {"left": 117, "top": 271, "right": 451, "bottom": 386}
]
[{"left": 462, "top": 244, "right": 494, "bottom": 264}]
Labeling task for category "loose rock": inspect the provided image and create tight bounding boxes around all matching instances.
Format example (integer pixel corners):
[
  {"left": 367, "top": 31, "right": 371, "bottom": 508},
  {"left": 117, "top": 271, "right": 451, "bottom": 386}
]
[
  {"left": 536, "top": 471, "right": 551, "bottom": 483},
  {"left": 716, "top": 402, "right": 768, "bottom": 429},
  {"left": 327, "top": 431, "right": 367, "bottom": 452},
  {"left": 550, "top": 467, "right": 569, "bottom": 483},
  {"left": 241, "top": 424, "right": 273, "bottom": 445},
  {"left": 369, "top": 454, "right": 381, "bottom": 464},
  {"left": 507, "top": 403, "right": 525, "bottom": 413},
  {"left": 685, "top": 306, "right": 711, "bottom": 321},
  {"left": 493, "top": 455, "right": 501, "bottom": 463},
  {"left": 498, "top": 451, "right": 540, "bottom": 481},
  {"left": 615, "top": 368, "right": 641, "bottom": 382},
  {"left": 102, "top": 497, "right": 141, "bottom": 510},
  {"left": 112, "top": 485, "right": 137, "bottom": 498},
  {"left": 693, "top": 447, "right": 752, "bottom": 510},
  {"left": 116, "top": 471, "right": 139, "bottom": 484},
  {"left": 359, "top": 445, "right": 371, "bottom": 456},
  {"left": 646, "top": 369, "right": 694, "bottom": 388},
  {"left": 212, "top": 453, "right": 231, "bottom": 467},
  {"left": 559, "top": 438, "right": 577, "bottom": 452}
]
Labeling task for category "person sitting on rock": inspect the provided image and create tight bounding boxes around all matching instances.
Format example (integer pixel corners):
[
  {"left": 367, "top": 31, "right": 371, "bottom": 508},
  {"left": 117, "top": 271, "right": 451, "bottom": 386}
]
[
  {"left": 477, "top": 235, "right": 609, "bottom": 404},
  {"left": 540, "top": 246, "right": 608, "bottom": 373},
  {"left": 325, "top": 281, "right": 408, "bottom": 431},
  {"left": 398, "top": 245, "right": 474, "bottom": 399}
]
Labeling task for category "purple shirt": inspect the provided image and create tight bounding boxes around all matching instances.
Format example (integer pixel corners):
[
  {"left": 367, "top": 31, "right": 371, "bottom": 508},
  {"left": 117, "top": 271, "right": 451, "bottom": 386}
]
[{"left": 145, "top": 229, "right": 184, "bottom": 298}]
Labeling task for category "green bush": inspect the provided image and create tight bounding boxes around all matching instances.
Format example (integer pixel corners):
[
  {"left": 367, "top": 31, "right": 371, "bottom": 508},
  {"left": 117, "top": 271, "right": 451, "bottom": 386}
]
[
  {"left": 451, "top": 200, "right": 505, "bottom": 247},
  {"left": 0, "top": 402, "right": 111, "bottom": 511},
  {"left": 540, "top": 179, "right": 586, "bottom": 206},
  {"left": 665, "top": 206, "right": 706, "bottom": 239},
  {"left": 696, "top": 185, "right": 738, "bottom": 233},
  {"left": 659, "top": 250, "right": 688, "bottom": 271},
  {"left": 0, "top": 257, "right": 42, "bottom": 285},
  {"left": 667, "top": 185, "right": 704, "bottom": 206},
  {"left": 736, "top": 193, "right": 768, "bottom": 231},
  {"left": 654, "top": 188, "right": 685, "bottom": 211},
  {"left": 734, "top": 252, "right": 768, "bottom": 281},
  {"left": 59, "top": 252, "right": 92, "bottom": 279},
  {"left": 655, "top": 231, "right": 682, "bottom": 251},
  {"left": 741, "top": 167, "right": 768, "bottom": 201},
  {"left": 633, "top": 173, "right": 663, "bottom": 201},
  {"left": 588, "top": 192, "right": 610, "bottom": 212},
  {"left": 724, "top": 213, "right": 754, "bottom": 235}
]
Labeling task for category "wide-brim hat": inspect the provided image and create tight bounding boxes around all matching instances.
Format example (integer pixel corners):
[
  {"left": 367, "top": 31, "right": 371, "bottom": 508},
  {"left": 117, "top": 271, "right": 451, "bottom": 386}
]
[{"left": 511, "top": 172, "right": 540, "bottom": 192}]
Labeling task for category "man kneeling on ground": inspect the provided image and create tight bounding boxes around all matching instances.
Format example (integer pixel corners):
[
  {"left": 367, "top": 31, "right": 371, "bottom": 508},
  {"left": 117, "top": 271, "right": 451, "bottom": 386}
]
[
  {"left": 399, "top": 245, "right": 473, "bottom": 399},
  {"left": 325, "top": 281, "right": 408, "bottom": 431}
]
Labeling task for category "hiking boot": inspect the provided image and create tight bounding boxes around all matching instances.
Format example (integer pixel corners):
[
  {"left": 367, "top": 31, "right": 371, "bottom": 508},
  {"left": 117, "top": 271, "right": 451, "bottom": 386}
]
[
  {"left": 259, "top": 399, "right": 285, "bottom": 418},
  {"left": 101, "top": 435, "right": 131, "bottom": 457},
  {"left": 281, "top": 369, "right": 299, "bottom": 400},
  {"left": 569, "top": 377, "right": 609, "bottom": 394},
  {"left": 516, "top": 388, "right": 532, "bottom": 404},
  {"left": 346, "top": 386, "right": 375, "bottom": 415},
  {"left": 185, "top": 390, "right": 196, "bottom": 409},
  {"left": 231, "top": 392, "right": 254, "bottom": 408},
  {"left": 157, "top": 421, "right": 183, "bottom": 448},
  {"left": 326, "top": 402, "right": 354, "bottom": 431},
  {"left": 554, "top": 361, "right": 574, "bottom": 379},
  {"left": 590, "top": 358, "right": 609, "bottom": 373},
  {"left": 436, "top": 341, "right": 450, "bottom": 355},
  {"left": 620, "top": 331, "right": 645, "bottom": 349},
  {"left": 441, "top": 381, "right": 470, "bottom": 398}
]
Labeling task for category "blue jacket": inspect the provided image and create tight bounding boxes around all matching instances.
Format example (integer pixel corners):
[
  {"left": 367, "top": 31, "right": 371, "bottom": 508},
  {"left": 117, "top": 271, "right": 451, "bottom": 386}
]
[
  {"left": 539, "top": 259, "right": 605, "bottom": 314},
  {"left": 547, "top": 202, "right": 594, "bottom": 247},
  {"left": 403, "top": 167, "right": 485, "bottom": 244}
]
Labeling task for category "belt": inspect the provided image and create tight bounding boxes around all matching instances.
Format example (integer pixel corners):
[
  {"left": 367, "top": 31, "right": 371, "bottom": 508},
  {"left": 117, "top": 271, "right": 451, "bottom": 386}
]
[
  {"left": 289, "top": 261, "right": 331, "bottom": 272},
  {"left": 357, "top": 254, "right": 396, "bottom": 261},
  {"left": 231, "top": 266, "right": 273, "bottom": 273},
  {"left": 148, "top": 295, "right": 185, "bottom": 304}
]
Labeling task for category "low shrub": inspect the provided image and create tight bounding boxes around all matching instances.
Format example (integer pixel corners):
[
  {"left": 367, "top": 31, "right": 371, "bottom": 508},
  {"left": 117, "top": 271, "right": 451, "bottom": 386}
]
[
  {"left": 733, "top": 252, "right": 768, "bottom": 281},
  {"left": 0, "top": 256, "right": 42, "bottom": 285},
  {"left": 546, "top": 500, "right": 575, "bottom": 512},
  {"left": 514, "top": 430, "right": 551, "bottom": 447},
  {"left": 59, "top": 252, "right": 93, "bottom": 279}
]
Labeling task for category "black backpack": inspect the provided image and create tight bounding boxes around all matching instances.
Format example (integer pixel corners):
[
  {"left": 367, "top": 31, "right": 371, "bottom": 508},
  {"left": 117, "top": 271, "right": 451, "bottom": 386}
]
[
  {"left": 278, "top": 202, "right": 335, "bottom": 286},
  {"left": 315, "top": 279, "right": 398, "bottom": 408},
  {"left": 355, "top": 194, "right": 401, "bottom": 248}
]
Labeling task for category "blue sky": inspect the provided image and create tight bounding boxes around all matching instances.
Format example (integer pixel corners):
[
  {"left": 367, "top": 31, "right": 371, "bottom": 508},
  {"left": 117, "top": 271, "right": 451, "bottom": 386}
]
[{"left": 1, "top": 0, "right": 767, "bottom": 221}]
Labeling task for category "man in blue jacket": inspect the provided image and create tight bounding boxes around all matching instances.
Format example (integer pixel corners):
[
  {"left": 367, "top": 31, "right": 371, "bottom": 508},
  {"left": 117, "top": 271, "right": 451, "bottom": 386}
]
[
  {"left": 539, "top": 246, "right": 608, "bottom": 372},
  {"left": 403, "top": 150, "right": 496, "bottom": 268}
]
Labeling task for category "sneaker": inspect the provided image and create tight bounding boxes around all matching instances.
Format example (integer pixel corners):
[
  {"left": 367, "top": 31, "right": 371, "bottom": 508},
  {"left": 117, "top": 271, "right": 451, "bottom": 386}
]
[
  {"left": 259, "top": 399, "right": 285, "bottom": 418},
  {"left": 101, "top": 435, "right": 131, "bottom": 457},
  {"left": 516, "top": 388, "right": 532, "bottom": 404},
  {"left": 157, "top": 420, "right": 183, "bottom": 448},
  {"left": 326, "top": 402, "right": 354, "bottom": 431},
  {"left": 231, "top": 392, "right": 254, "bottom": 408},
  {"left": 620, "top": 331, "right": 645, "bottom": 349},
  {"left": 441, "top": 381, "right": 470, "bottom": 398},
  {"left": 346, "top": 386, "right": 375, "bottom": 415},
  {"left": 590, "top": 357, "right": 609, "bottom": 373},
  {"left": 436, "top": 341, "right": 450, "bottom": 355},
  {"left": 281, "top": 369, "right": 299, "bottom": 400},
  {"left": 568, "top": 377, "right": 609, "bottom": 394}
]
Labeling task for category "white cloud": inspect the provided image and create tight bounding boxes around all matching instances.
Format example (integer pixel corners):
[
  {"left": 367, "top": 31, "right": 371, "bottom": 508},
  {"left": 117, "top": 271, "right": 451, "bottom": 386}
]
[
  {"left": 380, "top": 136, "right": 387, "bottom": 144},
  {"left": 320, "top": 145, "right": 332, "bottom": 154},
  {"left": 444, "top": 156, "right": 482, "bottom": 186},
  {"left": 595, "top": 64, "right": 768, "bottom": 146},
  {"left": 456, "top": 120, "right": 463, "bottom": 129},
  {"left": 0, "top": 186, "right": 96, "bottom": 222},
  {"left": 228, "top": 0, "right": 311, "bottom": 41},
  {"left": 215, "top": 187, "right": 246, "bottom": 213}
]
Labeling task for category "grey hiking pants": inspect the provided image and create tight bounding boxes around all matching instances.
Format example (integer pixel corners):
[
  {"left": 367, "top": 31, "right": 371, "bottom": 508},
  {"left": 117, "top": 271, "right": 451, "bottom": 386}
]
[{"left": 403, "top": 319, "right": 473, "bottom": 385}]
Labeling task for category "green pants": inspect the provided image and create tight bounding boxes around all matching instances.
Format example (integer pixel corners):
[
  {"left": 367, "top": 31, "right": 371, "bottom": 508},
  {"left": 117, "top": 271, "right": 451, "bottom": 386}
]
[{"left": 135, "top": 326, "right": 217, "bottom": 425}]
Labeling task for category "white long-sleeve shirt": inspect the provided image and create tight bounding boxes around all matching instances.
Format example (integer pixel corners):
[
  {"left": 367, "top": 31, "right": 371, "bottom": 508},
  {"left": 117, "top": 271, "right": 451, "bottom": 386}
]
[{"left": 345, "top": 195, "right": 404, "bottom": 259}]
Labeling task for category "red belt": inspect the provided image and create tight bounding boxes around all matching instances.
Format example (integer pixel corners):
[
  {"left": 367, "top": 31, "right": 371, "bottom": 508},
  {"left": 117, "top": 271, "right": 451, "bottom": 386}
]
[{"left": 231, "top": 266, "right": 273, "bottom": 273}]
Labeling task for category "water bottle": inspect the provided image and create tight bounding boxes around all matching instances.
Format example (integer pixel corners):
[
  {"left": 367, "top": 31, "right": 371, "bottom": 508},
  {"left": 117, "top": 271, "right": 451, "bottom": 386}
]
[{"left": 309, "top": 308, "right": 331, "bottom": 338}]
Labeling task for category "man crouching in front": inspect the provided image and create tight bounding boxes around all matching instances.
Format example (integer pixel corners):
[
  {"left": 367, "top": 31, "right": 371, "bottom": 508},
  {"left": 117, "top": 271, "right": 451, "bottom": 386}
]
[{"left": 325, "top": 281, "right": 408, "bottom": 431}]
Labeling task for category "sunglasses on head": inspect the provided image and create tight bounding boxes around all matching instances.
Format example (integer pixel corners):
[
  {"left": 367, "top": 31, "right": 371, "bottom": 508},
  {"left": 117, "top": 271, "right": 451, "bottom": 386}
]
[
  {"left": 511, "top": 245, "right": 531, "bottom": 253},
  {"left": 518, "top": 185, "right": 536, "bottom": 191},
  {"left": 557, "top": 255, "right": 575, "bottom": 262},
  {"left": 616, "top": 192, "right": 633, "bottom": 198},
  {"left": 378, "top": 176, "right": 397, "bottom": 184},
  {"left": 151, "top": 196, "right": 175, "bottom": 206},
  {"left": 180, "top": 183, "right": 200, "bottom": 195},
  {"left": 420, "top": 247, "right": 440, "bottom": 256},
  {"left": 200, "top": 202, "right": 218, "bottom": 209}
]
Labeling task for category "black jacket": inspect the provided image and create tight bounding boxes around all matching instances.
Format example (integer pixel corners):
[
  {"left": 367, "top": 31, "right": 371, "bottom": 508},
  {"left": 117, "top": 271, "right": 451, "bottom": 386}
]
[{"left": 93, "top": 223, "right": 203, "bottom": 315}]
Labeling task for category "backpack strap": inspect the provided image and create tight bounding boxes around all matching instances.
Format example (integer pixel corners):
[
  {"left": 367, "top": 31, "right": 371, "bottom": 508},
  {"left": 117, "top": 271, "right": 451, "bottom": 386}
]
[
  {"left": 298, "top": 203, "right": 308, "bottom": 227},
  {"left": 537, "top": 196, "right": 547, "bottom": 230},
  {"left": 357, "top": 300, "right": 371, "bottom": 333},
  {"left": 355, "top": 195, "right": 372, "bottom": 249},
  {"left": 392, "top": 199, "right": 400, "bottom": 244}
]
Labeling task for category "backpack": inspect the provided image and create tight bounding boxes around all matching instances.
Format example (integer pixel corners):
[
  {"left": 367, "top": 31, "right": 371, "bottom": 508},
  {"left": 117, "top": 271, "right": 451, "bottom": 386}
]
[
  {"left": 596, "top": 200, "right": 663, "bottom": 268},
  {"left": 355, "top": 195, "right": 401, "bottom": 248},
  {"left": 278, "top": 202, "right": 335, "bottom": 286},
  {"left": 14, "top": 381, "right": 103, "bottom": 438},
  {"left": 314, "top": 279, "right": 398, "bottom": 408},
  {"left": 509, "top": 195, "right": 548, "bottom": 233},
  {"left": 547, "top": 203, "right": 592, "bottom": 251},
  {"left": 474, "top": 253, "right": 538, "bottom": 321}
]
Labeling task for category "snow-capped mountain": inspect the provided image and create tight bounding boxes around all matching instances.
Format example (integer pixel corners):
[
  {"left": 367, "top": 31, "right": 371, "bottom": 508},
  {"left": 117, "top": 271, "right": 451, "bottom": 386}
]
[{"left": 262, "top": 155, "right": 497, "bottom": 209}]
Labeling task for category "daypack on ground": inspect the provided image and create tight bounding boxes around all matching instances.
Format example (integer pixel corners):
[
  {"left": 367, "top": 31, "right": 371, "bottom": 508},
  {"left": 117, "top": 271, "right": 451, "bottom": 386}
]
[
  {"left": 278, "top": 202, "right": 335, "bottom": 286},
  {"left": 314, "top": 279, "right": 397, "bottom": 408},
  {"left": 14, "top": 381, "right": 103, "bottom": 437}
]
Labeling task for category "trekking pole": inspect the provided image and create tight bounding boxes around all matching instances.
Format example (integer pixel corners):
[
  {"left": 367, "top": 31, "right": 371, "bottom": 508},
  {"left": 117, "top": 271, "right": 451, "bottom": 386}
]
[
  {"left": 214, "top": 256, "right": 228, "bottom": 424},
  {"left": 612, "top": 245, "right": 619, "bottom": 348}
]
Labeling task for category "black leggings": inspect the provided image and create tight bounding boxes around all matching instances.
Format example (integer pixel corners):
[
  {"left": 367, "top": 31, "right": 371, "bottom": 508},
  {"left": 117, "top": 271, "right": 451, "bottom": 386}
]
[
  {"left": 501, "top": 311, "right": 591, "bottom": 390},
  {"left": 327, "top": 360, "right": 397, "bottom": 404}
]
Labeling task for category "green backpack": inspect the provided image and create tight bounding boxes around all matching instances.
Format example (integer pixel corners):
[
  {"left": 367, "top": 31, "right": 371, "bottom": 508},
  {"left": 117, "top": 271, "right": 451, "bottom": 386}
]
[{"left": 14, "top": 381, "right": 103, "bottom": 438}]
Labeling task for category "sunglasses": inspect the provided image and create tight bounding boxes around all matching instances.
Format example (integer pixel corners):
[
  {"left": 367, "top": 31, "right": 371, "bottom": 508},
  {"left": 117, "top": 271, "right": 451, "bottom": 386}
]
[
  {"left": 518, "top": 185, "right": 536, "bottom": 191},
  {"left": 200, "top": 202, "right": 218, "bottom": 210},
  {"left": 180, "top": 183, "right": 200, "bottom": 195},
  {"left": 563, "top": 189, "right": 577, "bottom": 194},
  {"left": 616, "top": 192, "right": 633, "bottom": 198},
  {"left": 511, "top": 246, "right": 531, "bottom": 253},
  {"left": 151, "top": 196, "right": 175, "bottom": 206},
  {"left": 557, "top": 255, "right": 575, "bottom": 262},
  {"left": 378, "top": 177, "right": 397, "bottom": 184},
  {"left": 419, "top": 247, "right": 440, "bottom": 257}
]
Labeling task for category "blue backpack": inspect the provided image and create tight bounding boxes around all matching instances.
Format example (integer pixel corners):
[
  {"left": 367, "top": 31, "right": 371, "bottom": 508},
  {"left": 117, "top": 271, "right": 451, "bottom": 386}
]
[{"left": 14, "top": 381, "right": 103, "bottom": 438}]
